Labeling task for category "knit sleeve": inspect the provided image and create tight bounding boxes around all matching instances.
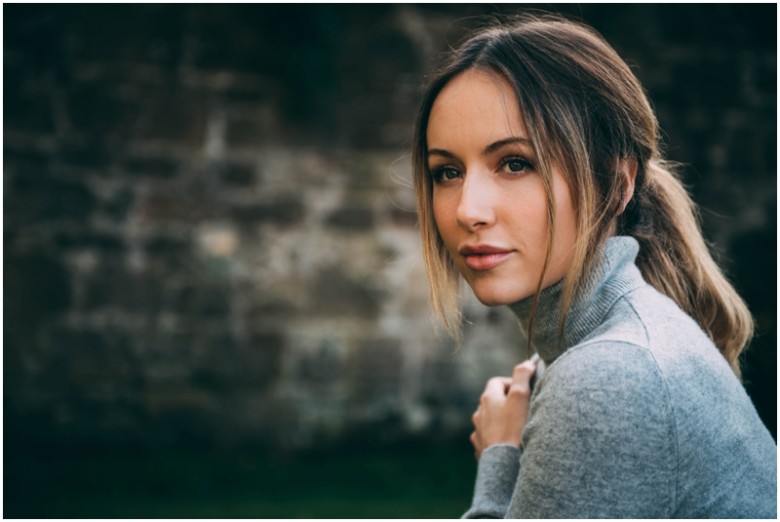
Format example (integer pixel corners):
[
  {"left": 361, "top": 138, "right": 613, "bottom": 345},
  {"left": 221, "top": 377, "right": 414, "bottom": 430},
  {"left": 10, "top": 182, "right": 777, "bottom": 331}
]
[
  {"left": 464, "top": 341, "right": 678, "bottom": 519},
  {"left": 512, "top": 341, "right": 677, "bottom": 518},
  {"left": 461, "top": 444, "right": 521, "bottom": 518}
]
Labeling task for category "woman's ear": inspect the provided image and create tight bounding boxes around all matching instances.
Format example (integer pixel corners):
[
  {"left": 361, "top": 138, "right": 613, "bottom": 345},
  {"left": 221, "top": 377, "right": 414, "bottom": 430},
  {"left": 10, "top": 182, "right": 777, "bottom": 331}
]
[{"left": 618, "top": 158, "right": 638, "bottom": 214}]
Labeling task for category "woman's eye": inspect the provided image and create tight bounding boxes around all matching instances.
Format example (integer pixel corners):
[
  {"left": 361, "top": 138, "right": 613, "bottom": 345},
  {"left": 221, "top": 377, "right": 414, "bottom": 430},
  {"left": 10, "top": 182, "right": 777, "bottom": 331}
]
[
  {"left": 500, "top": 157, "right": 533, "bottom": 174},
  {"left": 432, "top": 167, "right": 461, "bottom": 183}
]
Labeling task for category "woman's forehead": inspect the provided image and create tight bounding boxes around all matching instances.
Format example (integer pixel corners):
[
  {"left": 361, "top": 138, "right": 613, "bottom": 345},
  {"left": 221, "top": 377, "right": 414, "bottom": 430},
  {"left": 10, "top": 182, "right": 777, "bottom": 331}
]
[{"left": 427, "top": 70, "right": 530, "bottom": 149}]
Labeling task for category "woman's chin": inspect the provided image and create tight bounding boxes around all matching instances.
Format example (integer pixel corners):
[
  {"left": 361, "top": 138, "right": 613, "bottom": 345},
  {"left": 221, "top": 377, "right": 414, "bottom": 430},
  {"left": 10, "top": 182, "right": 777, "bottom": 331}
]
[
  {"left": 470, "top": 283, "right": 532, "bottom": 307},
  {"left": 474, "top": 295, "right": 509, "bottom": 307}
]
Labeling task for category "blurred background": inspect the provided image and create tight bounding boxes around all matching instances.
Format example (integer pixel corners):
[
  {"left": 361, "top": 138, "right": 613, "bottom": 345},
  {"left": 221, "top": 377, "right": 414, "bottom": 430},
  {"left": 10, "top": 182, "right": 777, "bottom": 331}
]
[{"left": 4, "top": 4, "right": 776, "bottom": 518}]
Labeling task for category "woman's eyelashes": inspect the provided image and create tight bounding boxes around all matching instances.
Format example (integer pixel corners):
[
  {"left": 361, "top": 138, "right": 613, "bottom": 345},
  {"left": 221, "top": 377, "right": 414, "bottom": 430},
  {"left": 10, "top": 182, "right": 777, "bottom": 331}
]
[
  {"left": 498, "top": 156, "right": 535, "bottom": 175},
  {"left": 430, "top": 156, "right": 535, "bottom": 184},
  {"left": 431, "top": 165, "right": 462, "bottom": 183}
]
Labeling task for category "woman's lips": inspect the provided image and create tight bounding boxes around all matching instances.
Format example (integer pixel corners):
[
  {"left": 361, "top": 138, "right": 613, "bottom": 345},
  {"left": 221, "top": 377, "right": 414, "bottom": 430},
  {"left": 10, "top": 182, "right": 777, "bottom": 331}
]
[{"left": 459, "top": 246, "right": 514, "bottom": 271}]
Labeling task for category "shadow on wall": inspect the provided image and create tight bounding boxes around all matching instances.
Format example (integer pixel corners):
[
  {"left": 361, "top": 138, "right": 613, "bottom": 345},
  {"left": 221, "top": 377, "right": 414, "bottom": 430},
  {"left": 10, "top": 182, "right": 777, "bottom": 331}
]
[{"left": 4, "top": 3, "right": 776, "bottom": 518}]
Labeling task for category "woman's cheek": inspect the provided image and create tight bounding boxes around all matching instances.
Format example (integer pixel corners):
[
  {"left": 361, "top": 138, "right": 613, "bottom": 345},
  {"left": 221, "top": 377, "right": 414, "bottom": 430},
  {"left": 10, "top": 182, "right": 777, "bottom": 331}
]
[{"left": 433, "top": 193, "right": 458, "bottom": 247}]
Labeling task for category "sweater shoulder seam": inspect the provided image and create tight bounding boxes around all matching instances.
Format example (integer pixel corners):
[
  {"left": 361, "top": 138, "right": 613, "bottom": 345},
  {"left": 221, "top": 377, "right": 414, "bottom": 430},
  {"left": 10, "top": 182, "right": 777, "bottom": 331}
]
[
  {"left": 552, "top": 291, "right": 680, "bottom": 516},
  {"left": 622, "top": 293, "right": 681, "bottom": 516},
  {"left": 564, "top": 287, "right": 650, "bottom": 354}
]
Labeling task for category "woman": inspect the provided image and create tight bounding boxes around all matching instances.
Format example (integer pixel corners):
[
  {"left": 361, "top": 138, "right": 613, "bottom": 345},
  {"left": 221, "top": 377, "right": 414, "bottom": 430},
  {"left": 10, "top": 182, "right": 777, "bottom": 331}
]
[{"left": 412, "top": 15, "right": 776, "bottom": 518}]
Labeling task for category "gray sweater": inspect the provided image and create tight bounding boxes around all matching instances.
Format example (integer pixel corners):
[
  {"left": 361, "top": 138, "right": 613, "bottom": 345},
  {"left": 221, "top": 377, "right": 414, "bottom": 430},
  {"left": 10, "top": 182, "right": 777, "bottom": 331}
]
[{"left": 464, "top": 236, "right": 777, "bottom": 518}]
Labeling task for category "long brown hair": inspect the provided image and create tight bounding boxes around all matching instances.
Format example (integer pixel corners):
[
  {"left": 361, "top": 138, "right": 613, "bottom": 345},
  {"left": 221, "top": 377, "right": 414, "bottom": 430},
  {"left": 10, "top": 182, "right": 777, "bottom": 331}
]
[{"left": 412, "top": 14, "right": 753, "bottom": 376}]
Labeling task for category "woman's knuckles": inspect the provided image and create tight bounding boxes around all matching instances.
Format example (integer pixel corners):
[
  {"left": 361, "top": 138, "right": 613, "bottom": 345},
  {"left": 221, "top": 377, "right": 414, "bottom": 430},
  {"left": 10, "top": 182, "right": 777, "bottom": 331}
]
[
  {"left": 508, "top": 383, "right": 530, "bottom": 398},
  {"left": 512, "top": 362, "right": 535, "bottom": 381}
]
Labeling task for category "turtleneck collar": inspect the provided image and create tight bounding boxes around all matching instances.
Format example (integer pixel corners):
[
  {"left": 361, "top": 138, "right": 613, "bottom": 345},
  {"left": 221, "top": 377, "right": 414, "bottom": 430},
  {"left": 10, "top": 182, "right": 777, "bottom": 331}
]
[{"left": 508, "top": 236, "right": 646, "bottom": 365}]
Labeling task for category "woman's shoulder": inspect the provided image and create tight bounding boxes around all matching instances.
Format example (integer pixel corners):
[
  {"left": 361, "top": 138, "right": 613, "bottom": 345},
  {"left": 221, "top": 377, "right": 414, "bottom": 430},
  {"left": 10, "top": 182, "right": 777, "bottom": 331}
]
[
  {"left": 578, "top": 282, "right": 729, "bottom": 381},
  {"left": 525, "top": 340, "right": 678, "bottom": 504},
  {"left": 537, "top": 282, "right": 753, "bottom": 436},
  {"left": 541, "top": 337, "right": 668, "bottom": 403}
]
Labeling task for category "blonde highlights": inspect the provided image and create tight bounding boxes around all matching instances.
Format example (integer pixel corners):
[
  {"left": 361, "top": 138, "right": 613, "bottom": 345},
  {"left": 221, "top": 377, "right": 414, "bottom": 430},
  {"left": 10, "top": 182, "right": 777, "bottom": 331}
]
[{"left": 413, "top": 14, "right": 753, "bottom": 376}]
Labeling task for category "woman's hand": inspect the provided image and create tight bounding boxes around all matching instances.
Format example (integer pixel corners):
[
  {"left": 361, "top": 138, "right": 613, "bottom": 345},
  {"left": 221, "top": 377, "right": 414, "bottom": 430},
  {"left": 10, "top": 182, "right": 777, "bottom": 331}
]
[{"left": 470, "top": 359, "right": 536, "bottom": 460}]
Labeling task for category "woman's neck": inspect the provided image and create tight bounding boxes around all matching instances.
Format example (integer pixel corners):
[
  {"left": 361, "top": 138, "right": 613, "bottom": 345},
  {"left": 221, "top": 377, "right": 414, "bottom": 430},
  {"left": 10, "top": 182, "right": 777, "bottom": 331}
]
[{"left": 508, "top": 236, "right": 644, "bottom": 364}]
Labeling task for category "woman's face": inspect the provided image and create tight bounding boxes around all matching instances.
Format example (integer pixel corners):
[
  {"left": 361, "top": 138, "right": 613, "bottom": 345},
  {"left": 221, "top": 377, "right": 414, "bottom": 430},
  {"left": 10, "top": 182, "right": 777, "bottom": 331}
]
[{"left": 427, "top": 69, "right": 577, "bottom": 306}]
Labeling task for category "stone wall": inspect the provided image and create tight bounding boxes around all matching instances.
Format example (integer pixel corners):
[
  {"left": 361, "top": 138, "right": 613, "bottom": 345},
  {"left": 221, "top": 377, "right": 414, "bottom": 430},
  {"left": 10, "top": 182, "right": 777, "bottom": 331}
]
[{"left": 5, "top": 4, "right": 776, "bottom": 452}]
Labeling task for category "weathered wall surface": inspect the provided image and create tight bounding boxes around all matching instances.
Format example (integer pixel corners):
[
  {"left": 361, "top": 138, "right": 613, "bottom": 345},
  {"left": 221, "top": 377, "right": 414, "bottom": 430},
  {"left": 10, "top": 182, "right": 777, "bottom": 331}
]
[{"left": 5, "top": 4, "right": 775, "bottom": 452}]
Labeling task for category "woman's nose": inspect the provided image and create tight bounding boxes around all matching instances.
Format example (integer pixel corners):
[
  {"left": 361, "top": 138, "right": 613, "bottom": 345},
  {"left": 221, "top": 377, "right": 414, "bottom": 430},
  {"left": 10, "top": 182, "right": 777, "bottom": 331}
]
[{"left": 455, "top": 172, "right": 496, "bottom": 232}]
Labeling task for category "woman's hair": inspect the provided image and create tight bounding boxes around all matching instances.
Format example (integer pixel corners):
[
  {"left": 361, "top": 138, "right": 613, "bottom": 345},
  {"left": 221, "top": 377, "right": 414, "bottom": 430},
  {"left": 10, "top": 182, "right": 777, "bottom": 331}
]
[{"left": 412, "top": 14, "right": 753, "bottom": 377}]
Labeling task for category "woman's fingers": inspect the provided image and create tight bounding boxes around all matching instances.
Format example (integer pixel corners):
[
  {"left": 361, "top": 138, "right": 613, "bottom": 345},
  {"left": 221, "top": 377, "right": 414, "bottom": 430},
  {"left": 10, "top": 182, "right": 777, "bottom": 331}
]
[
  {"left": 470, "top": 359, "right": 538, "bottom": 459},
  {"left": 479, "top": 377, "right": 510, "bottom": 408},
  {"left": 470, "top": 431, "right": 481, "bottom": 459},
  {"left": 512, "top": 359, "right": 536, "bottom": 382},
  {"left": 509, "top": 360, "right": 536, "bottom": 396}
]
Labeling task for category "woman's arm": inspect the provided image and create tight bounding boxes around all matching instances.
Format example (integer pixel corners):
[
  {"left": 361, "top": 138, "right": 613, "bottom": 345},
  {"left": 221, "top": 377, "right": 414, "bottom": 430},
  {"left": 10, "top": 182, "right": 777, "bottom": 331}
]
[
  {"left": 464, "top": 341, "right": 677, "bottom": 518},
  {"left": 462, "top": 359, "right": 536, "bottom": 518}
]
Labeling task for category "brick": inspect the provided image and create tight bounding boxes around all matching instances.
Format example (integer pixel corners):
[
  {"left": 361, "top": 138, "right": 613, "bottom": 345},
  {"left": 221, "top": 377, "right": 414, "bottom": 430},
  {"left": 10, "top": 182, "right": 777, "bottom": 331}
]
[
  {"left": 246, "top": 296, "right": 298, "bottom": 319},
  {"left": 42, "top": 326, "right": 136, "bottom": 386},
  {"left": 189, "top": 329, "right": 241, "bottom": 392},
  {"left": 222, "top": 163, "right": 255, "bottom": 187},
  {"left": 123, "top": 155, "right": 179, "bottom": 179},
  {"left": 208, "top": 160, "right": 256, "bottom": 187},
  {"left": 57, "top": 139, "right": 112, "bottom": 170},
  {"left": 390, "top": 206, "right": 418, "bottom": 228},
  {"left": 137, "top": 192, "right": 220, "bottom": 223},
  {"left": 83, "top": 265, "right": 166, "bottom": 315},
  {"left": 144, "top": 235, "right": 190, "bottom": 256},
  {"left": 3, "top": 144, "right": 51, "bottom": 165},
  {"left": 724, "top": 129, "right": 775, "bottom": 179},
  {"left": 131, "top": 89, "right": 207, "bottom": 146},
  {"left": 730, "top": 214, "right": 776, "bottom": 309},
  {"left": 325, "top": 204, "right": 375, "bottom": 230},
  {"left": 240, "top": 332, "right": 285, "bottom": 385},
  {"left": 419, "top": 355, "right": 468, "bottom": 409},
  {"left": 231, "top": 196, "right": 304, "bottom": 226},
  {"left": 143, "top": 235, "right": 195, "bottom": 276},
  {"left": 100, "top": 188, "right": 135, "bottom": 221},
  {"left": 143, "top": 387, "right": 217, "bottom": 420},
  {"left": 291, "top": 338, "right": 346, "bottom": 385},
  {"left": 187, "top": 5, "right": 326, "bottom": 74},
  {"left": 4, "top": 84, "right": 56, "bottom": 134},
  {"left": 5, "top": 5, "right": 69, "bottom": 69},
  {"left": 310, "top": 266, "right": 384, "bottom": 319},
  {"left": 8, "top": 175, "right": 96, "bottom": 226},
  {"left": 332, "top": 28, "right": 419, "bottom": 149},
  {"left": 7, "top": 156, "right": 52, "bottom": 184},
  {"left": 340, "top": 158, "right": 385, "bottom": 189},
  {"left": 5, "top": 253, "right": 71, "bottom": 330},
  {"left": 752, "top": 58, "right": 777, "bottom": 103},
  {"left": 655, "top": 4, "right": 774, "bottom": 50},
  {"left": 66, "top": 81, "right": 139, "bottom": 142},
  {"left": 352, "top": 338, "right": 402, "bottom": 399},
  {"left": 170, "top": 284, "right": 231, "bottom": 317},
  {"left": 54, "top": 231, "right": 125, "bottom": 253},
  {"left": 226, "top": 115, "right": 273, "bottom": 149},
  {"left": 67, "top": 5, "right": 184, "bottom": 67}
]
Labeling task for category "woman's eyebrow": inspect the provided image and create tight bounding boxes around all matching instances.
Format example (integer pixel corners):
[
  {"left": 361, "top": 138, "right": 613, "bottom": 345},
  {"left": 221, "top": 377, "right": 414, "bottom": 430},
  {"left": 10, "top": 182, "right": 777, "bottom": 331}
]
[
  {"left": 483, "top": 137, "right": 532, "bottom": 155},
  {"left": 427, "top": 148, "right": 456, "bottom": 159},
  {"left": 427, "top": 137, "right": 532, "bottom": 160}
]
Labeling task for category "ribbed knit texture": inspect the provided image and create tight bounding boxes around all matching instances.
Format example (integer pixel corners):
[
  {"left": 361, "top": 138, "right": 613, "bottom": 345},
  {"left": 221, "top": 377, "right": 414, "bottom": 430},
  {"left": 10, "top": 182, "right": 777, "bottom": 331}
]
[
  {"left": 463, "top": 236, "right": 777, "bottom": 518},
  {"left": 508, "top": 236, "right": 645, "bottom": 365}
]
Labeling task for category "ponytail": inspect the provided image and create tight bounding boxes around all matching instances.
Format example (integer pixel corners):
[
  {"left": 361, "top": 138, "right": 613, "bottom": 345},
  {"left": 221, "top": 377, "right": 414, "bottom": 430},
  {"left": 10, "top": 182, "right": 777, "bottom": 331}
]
[{"left": 621, "top": 158, "right": 754, "bottom": 377}]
